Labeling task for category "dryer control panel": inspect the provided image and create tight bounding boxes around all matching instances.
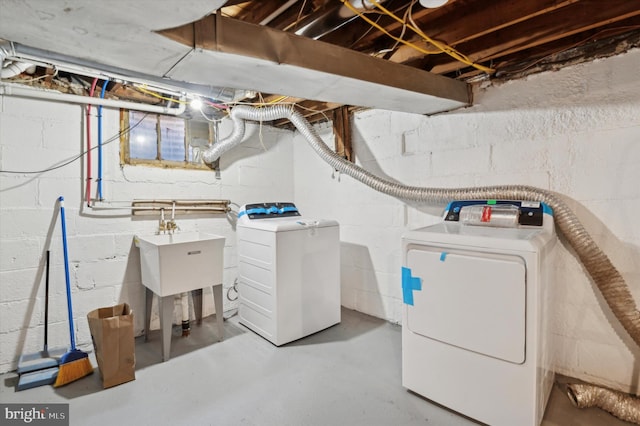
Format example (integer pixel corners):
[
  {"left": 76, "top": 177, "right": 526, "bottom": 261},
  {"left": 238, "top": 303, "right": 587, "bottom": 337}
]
[
  {"left": 238, "top": 202, "right": 300, "bottom": 220},
  {"left": 444, "top": 200, "right": 551, "bottom": 227}
]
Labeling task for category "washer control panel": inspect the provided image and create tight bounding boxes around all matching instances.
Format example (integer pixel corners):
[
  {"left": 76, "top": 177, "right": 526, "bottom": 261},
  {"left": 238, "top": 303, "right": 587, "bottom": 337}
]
[{"left": 238, "top": 202, "right": 300, "bottom": 219}]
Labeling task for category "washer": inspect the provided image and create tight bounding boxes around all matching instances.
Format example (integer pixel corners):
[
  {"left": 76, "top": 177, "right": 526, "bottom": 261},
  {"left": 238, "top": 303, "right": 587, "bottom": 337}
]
[
  {"left": 237, "top": 202, "right": 340, "bottom": 346},
  {"left": 402, "top": 200, "right": 557, "bottom": 426}
]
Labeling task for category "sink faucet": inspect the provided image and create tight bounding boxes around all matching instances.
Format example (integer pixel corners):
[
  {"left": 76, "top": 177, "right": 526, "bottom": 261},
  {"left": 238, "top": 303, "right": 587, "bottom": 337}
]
[
  {"left": 158, "top": 208, "right": 167, "bottom": 234},
  {"left": 166, "top": 219, "right": 179, "bottom": 234},
  {"left": 166, "top": 201, "right": 179, "bottom": 234}
]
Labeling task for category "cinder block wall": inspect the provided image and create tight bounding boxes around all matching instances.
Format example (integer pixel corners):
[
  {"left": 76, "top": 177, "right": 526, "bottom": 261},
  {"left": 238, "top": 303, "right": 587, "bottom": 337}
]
[
  {"left": 293, "top": 49, "right": 640, "bottom": 394},
  {"left": 0, "top": 98, "right": 294, "bottom": 373}
]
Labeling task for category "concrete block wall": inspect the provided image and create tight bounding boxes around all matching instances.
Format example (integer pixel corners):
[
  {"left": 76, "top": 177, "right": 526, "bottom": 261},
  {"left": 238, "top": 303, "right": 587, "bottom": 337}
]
[
  {"left": 0, "top": 96, "right": 294, "bottom": 373},
  {"left": 293, "top": 49, "right": 640, "bottom": 393}
]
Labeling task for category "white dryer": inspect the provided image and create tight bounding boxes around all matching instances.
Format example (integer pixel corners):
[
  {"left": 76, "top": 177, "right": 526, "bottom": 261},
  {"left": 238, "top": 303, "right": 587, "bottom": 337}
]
[
  {"left": 237, "top": 202, "right": 340, "bottom": 346},
  {"left": 402, "top": 200, "right": 557, "bottom": 426}
]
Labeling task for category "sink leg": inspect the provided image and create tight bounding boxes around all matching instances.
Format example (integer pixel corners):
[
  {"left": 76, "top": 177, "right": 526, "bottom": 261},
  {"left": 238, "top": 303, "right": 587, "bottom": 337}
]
[
  {"left": 145, "top": 288, "right": 153, "bottom": 342},
  {"left": 192, "top": 288, "right": 203, "bottom": 325},
  {"left": 159, "top": 296, "right": 174, "bottom": 362},
  {"left": 213, "top": 284, "right": 224, "bottom": 342}
]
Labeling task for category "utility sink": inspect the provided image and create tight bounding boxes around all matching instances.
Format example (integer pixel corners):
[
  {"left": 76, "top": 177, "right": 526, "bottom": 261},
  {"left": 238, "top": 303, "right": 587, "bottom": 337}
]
[
  {"left": 135, "top": 231, "right": 226, "bottom": 361},
  {"left": 135, "top": 232, "right": 225, "bottom": 296}
]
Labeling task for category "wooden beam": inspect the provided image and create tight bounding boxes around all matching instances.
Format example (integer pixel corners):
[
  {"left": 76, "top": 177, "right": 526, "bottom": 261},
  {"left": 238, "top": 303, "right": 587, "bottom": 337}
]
[
  {"left": 352, "top": 0, "right": 578, "bottom": 52},
  {"left": 333, "top": 106, "right": 352, "bottom": 163},
  {"left": 425, "top": 0, "right": 640, "bottom": 74},
  {"left": 492, "top": 26, "right": 640, "bottom": 79},
  {"left": 271, "top": 99, "right": 343, "bottom": 127},
  {"left": 230, "top": 0, "right": 285, "bottom": 24}
]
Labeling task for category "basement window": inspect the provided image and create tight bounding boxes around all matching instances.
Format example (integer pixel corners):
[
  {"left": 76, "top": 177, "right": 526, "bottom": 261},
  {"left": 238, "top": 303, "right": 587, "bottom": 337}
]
[{"left": 119, "top": 110, "right": 215, "bottom": 170}]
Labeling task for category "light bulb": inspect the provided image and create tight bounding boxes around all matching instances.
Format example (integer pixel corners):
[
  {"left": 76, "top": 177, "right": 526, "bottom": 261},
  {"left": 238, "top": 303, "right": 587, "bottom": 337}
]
[
  {"left": 419, "top": 0, "right": 449, "bottom": 8},
  {"left": 190, "top": 98, "right": 203, "bottom": 111}
]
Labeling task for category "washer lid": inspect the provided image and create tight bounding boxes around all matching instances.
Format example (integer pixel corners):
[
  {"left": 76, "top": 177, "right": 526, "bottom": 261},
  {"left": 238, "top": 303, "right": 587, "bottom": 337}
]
[
  {"left": 237, "top": 217, "right": 338, "bottom": 232},
  {"left": 405, "top": 246, "right": 526, "bottom": 364}
]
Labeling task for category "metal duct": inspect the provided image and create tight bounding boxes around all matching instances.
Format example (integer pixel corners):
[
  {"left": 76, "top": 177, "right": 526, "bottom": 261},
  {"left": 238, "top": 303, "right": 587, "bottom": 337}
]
[
  {"left": 567, "top": 384, "right": 640, "bottom": 425},
  {"left": 203, "top": 104, "right": 640, "bottom": 356},
  {"left": 159, "top": 14, "right": 470, "bottom": 115},
  {"left": 293, "top": 0, "right": 387, "bottom": 40}
]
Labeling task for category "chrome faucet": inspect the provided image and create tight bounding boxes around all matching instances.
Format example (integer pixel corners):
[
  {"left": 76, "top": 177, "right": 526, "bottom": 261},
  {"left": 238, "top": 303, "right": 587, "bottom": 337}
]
[
  {"left": 166, "top": 201, "right": 179, "bottom": 234},
  {"left": 158, "top": 208, "right": 167, "bottom": 233}
]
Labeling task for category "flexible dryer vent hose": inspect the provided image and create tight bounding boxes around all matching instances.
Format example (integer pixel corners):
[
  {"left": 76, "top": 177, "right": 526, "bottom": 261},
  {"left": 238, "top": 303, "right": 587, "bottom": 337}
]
[
  {"left": 567, "top": 384, "right": 640, "bottom": 424},
  {"left": 203, "top": 105, "right": 640, "bottom": 417}
]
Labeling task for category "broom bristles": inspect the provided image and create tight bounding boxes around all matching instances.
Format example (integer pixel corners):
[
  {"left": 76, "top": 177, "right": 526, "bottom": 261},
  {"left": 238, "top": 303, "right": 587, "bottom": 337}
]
[{"left": 53, "top": 356, "right": 93, "bottom": 387}]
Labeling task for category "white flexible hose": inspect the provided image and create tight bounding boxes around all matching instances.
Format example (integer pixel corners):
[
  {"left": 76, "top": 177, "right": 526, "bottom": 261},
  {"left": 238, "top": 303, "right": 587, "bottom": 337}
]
[{"left": 203, "top": 105, "right": 640, "bottom": 350}]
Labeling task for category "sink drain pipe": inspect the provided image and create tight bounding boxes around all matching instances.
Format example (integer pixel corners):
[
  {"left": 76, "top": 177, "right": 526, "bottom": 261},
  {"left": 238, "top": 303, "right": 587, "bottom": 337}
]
[{"left": 203, "top": 104, "right": 640, "bottom": 419}]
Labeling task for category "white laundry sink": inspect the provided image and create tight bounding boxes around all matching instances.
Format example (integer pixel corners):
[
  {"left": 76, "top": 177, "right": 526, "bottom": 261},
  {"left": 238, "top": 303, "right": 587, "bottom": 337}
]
[{"left": 135, "top": 232, "right": 225, "bottom": 296}]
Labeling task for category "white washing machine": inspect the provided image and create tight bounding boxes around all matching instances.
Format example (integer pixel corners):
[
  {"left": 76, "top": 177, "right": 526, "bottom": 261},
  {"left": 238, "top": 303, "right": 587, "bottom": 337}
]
[
  {"left": 237, "top": 202, "right": 340, "bottom": 346},
  {"left": 402, "top": 200, "right": 557, "bottom": 426}
]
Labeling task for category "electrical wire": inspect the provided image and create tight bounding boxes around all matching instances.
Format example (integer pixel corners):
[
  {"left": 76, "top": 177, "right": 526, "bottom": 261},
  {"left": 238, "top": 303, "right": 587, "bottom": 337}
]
[
  {"left": 135, "top": 85, "right": 189, "bottom": 104},
  {"left": 85, "top": 78, "right": 98, "bottom": 207},
  {"left": 0, "top": 112, "right": 149, "bottom": 175},
  {"left": 340, "top": 0, "right": 494, "bottom": 74},
  {"left": 293, "top": 0, "right": 308, "bottom": 31},
  {"left": 369, "top": 0, "right": 495, "bottom": 73},
  {"left": 204, "top": 99, "right": 229, "bottom": 110},
  {"left": 268, "top": 95, "right": 289, "bottom": 104},
  {"left": 385, "top": 0, "right": 416, "bottom": 55}
]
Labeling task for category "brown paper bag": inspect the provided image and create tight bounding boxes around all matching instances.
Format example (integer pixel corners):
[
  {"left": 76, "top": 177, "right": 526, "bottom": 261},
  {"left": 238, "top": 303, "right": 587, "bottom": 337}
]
[{"left": 87, "top": 303, "right": 136, "bottom": 388}]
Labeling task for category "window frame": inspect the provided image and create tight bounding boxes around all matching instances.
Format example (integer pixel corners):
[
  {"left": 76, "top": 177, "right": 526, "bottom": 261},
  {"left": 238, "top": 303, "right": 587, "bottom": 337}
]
[{"left": 119, "top": 110, "right": 215, "bottom": 171}]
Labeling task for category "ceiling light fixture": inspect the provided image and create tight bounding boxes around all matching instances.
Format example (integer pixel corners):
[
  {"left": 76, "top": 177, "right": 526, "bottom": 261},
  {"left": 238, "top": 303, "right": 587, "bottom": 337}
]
[
  {"left": 419, "top": 0, "right": 449, "bottom": 8},
  {"left": 190, "top": 98, "right": 203, "bottom": 111}
]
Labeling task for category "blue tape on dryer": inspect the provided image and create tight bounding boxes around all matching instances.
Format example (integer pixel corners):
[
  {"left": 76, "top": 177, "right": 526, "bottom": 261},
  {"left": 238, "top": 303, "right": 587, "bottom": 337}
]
[{"left": 402, "top": 267, "right": 422, "bottom": 306}]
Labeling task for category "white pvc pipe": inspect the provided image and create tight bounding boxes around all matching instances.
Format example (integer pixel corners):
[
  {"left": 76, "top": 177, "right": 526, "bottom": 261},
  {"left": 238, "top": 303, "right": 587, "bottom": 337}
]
[
  {"left": 259, "top": 0, "right": 300, "bottom": 25},
  {"left": 0, "top": 82, "right": 186, "bottom": 115},
  {"left": 1, "top": 61, "right": 35, "bottom": 78}
]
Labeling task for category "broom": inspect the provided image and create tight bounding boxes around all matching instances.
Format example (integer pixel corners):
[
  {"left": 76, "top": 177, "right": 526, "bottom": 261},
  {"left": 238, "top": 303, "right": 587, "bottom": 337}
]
[
  {"left": 16, "top": 250, "right": 65, "bottom": 391},
  {"left": 53, "top": 196, "right": 93, "bottom": 387}
]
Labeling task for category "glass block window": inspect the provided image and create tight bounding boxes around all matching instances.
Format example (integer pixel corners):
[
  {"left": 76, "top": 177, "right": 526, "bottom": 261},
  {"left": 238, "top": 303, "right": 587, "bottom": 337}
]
[{"left": 120, "top": 111, "right": 215, "bottom": 171}]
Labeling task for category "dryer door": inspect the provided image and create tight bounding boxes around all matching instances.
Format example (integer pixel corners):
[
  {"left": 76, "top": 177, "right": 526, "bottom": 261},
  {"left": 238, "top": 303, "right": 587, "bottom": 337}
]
[{"left": 406, "top": 246, "right": 526, "bottom": 364}]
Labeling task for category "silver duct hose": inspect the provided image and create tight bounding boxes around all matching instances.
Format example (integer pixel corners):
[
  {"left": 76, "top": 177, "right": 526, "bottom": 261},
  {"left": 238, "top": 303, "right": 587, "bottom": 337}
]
[
  {"left": 567, "top": 383, "right": 640, "bottom": 424},
  {"left": 203, "top": 104, "right": 640, "bottom": 416}
]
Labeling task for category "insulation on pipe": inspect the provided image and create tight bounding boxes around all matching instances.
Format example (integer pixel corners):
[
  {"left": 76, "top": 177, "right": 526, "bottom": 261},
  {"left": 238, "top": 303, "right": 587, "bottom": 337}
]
[
  {"left": 202, "top": 104, "right": 640, "bottom": 350},
  {"left": 567, "top": 384, "right": 640, "bottom": 425}
]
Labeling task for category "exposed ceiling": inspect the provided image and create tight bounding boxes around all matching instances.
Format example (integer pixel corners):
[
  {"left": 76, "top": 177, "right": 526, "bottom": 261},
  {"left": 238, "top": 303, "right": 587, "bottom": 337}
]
[
  {"left": 222, "top": 0, "right": 640, "bottom": 118},
  {"left": 1, "top": 0, "right": 639, "bottom": 125}
]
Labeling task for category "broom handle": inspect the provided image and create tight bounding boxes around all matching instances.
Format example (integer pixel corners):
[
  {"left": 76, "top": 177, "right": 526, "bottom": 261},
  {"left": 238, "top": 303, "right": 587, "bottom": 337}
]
[
  {"left": 44, "top": 250, "right": 50, "bottom": 351},
  {"left": 59, "top": 196, "right": 76, "bottom": 351}
]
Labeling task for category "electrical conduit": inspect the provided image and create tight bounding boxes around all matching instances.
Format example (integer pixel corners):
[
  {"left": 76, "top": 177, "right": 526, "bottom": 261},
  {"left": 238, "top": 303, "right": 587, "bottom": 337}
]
[
  {"left": 85, "top": 78, "right": 98, "bottom": 207},
  {"left": 97, "top": 80, "right": 108, "bottom": 201},
  {"left": 0, "top": 82, "right": 187, "bottom": 115},
  {"left": 202, "top": 104, "right": 640, "bottom": 420}
]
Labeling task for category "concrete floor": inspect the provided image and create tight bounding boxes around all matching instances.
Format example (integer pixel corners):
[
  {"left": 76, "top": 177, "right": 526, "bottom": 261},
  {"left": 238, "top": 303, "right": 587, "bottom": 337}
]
[{"left": 0, "top": 308, "right": 629, "bottom": 426}]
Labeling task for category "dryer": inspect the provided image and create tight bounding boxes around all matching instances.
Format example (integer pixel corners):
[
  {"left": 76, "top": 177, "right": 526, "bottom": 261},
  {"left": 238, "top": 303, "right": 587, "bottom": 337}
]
[
  {"left": 237, "top": 202, "right": 340, "bottom": 346},
  {"left": 402, "top": 200, "right": 557, "bottom": 426}
]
